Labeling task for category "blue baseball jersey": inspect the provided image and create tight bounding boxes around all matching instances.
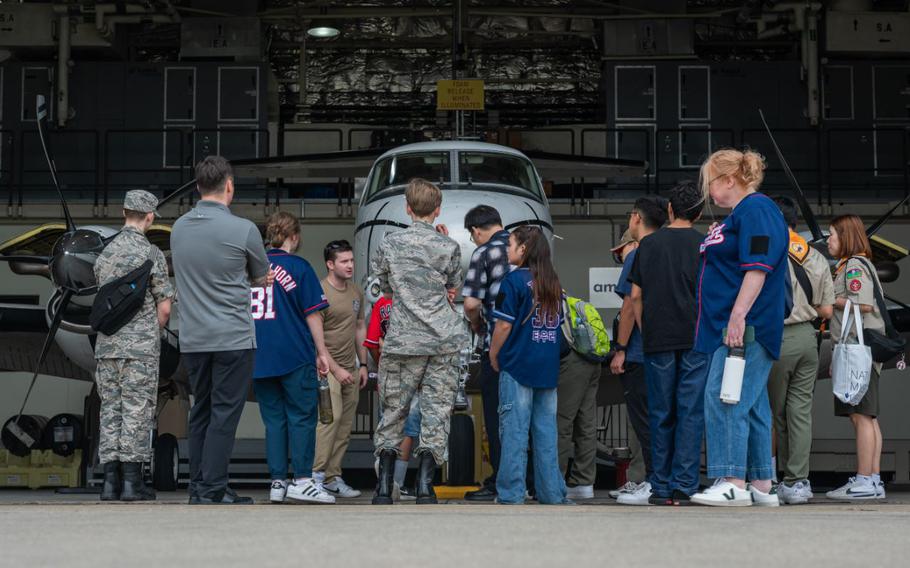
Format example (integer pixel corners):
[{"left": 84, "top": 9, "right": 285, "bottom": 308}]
[
  {"left": 695, "top": 193, "right": 789, "bottom": 359},
  {"left": 492, "top": 268, "right": 563, "bottom": 389},
  {"left": 251, "top": 249, "right": 329, "bottom": 380}
]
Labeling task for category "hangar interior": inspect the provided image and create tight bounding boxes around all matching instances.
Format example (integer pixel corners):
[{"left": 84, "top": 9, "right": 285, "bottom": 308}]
[{"left": 1, "top": 0, "right": 909, "bottom": 491}]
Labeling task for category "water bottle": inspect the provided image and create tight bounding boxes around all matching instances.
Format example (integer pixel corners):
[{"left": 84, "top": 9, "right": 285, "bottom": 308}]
[
  {"left": 719, "top": 345, "right": 746, "bottom": 405},
  {"left": 318, "top": 376, "right": 334, "bottom": 424}
]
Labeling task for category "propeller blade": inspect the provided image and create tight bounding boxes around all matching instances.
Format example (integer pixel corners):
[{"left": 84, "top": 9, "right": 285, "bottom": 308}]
[
  {"left": 8, "top": 288, "right": 74, "bottom": 449},
  {"left": 156, "top": 179, "right": 198, "bottom": 210},
  {"left": 758, "top": 109, "right": 824, "bottom": 242},
  {"left": 35, "top": 95, "right": 76, "bottom": 232},
  {"left": 0, "top": 255, "right": 51, "bottom": 264},
  {"left": 866, "top": 193, "right": 910, "bottom": 239}
]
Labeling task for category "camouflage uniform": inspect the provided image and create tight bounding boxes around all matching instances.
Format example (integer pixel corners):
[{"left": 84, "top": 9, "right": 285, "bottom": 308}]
[
  {"left": 371, "top": 220, "right": 468, "bottom": 464},
  {"left": 94, "top": 191, "right": 173, "bottom": 464}
]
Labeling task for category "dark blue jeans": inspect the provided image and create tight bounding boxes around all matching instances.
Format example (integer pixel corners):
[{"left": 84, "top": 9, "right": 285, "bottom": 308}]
[
  {"left": 479, "top": 352, "right": 501, "bottom": 488},
  {"left": 644, "top": 349, "right": 708, "bottom": 497},
  {"left": 252, "top": 364, "right": 319, "bottom": 481}
]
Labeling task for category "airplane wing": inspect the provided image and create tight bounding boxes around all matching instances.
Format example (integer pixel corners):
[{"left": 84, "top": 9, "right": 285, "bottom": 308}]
[
  {"left": 231, "top": 148, "right": 648, "bottom": 180},
  {"left": 0, "top": 223, "right": 66, "bottom": 257},
  {"left": 0, "top": 304, "right": 92, "bottom": 381},
  {"left": 521, "top": 150, "right": 648, "bottom": 179},
  {"left": 231, "top": 148, "right": 388, "bottom": 179}
]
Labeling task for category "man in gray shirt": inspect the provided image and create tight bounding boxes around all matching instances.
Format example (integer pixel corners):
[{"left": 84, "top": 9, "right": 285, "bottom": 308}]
[{"left": 171, "top": 155, "right": 273, "bottom": 504}]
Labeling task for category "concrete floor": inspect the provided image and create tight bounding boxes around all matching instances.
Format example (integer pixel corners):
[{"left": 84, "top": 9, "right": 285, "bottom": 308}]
[{"left": 2, "top": 490, "right": 910, "bottom": 567}]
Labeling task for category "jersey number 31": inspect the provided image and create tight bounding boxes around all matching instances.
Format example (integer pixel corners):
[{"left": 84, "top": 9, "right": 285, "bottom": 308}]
[{"left": 251, "top": 286, "right": 276, "bottom": 320}]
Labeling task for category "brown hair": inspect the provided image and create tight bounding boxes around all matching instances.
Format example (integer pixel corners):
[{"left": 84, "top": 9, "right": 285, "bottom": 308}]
[
  {"left": 405, "top": 178, "right": 442, "bottom": 217},
  {"left": 265, "top": 211, "right": 300, "bottom": 248},
  {"left": 195, "top": 155, "right": 233, "bottom": 196},
  {"left": 700, "top": 149, "right": 766, "bottom": 198},
  {"left": 124, "top": 209, "right": 150, "bottom": 222},
  {"left": 511, "top": 226, "right": 562, "bottom": 322},
  {"left": 830, "top": 214, "right": 872, "bottom": 259}
]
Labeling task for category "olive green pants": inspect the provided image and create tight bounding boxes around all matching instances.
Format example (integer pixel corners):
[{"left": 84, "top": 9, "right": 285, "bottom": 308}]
[
  {"left": 557, "top": 350, "right": 602, "bottom": 487},
  {"left": 767, "top": 322, "right": 818, "bottom": 484}
]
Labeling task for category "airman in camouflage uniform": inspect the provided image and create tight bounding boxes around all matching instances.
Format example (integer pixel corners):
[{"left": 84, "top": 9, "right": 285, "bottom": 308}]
[
  {"left": 94, "top": 190, "right": 174, "bottom": 501},
  {"left": 370, "top": 178, "right": 469, "bottom": 504}
]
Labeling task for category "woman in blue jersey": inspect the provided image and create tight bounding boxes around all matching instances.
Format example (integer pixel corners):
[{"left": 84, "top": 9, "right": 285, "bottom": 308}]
[
  {"left": 690, "top": 149, "right": 789, "bottom": 507},
  {"left": 489, "top": 226, "right": 568, "bottom": 505},
  {"left": 252, "top": 212, "right": 334, "bottom": 504}
]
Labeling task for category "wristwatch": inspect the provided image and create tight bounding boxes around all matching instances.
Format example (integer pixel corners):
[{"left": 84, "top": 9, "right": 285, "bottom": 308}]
[{"left": 613, "top": 344, "right": 627, "bottom": 352}]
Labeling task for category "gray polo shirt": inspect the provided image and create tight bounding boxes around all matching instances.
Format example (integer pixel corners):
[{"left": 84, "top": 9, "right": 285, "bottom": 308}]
[{"left": 171, "top": 200, "right": 269, "bottom": 353}]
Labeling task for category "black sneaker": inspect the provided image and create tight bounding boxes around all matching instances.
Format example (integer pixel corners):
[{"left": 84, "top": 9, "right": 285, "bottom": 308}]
[
  {"left": 670, "top": 489, "right": 692, "bottom": 506},
  {"left": 648, "top": 494, "right": 674, "bottom": 506},
  {"left": 465, "top": 486, "right": 497, "bottom": 501}
]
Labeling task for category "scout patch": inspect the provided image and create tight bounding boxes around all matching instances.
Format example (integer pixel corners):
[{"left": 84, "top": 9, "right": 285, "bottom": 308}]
[
  {"left": 846, "top": 268, "right": 863, "bottom": 280},
  {"left": 849, "top": 279, "right": 862, "bottom": 292},
  {"left": 788, "top": 230, "right": 810, "bottom": 264}
]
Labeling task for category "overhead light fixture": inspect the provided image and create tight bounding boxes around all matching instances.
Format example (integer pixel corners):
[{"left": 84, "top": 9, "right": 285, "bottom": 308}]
[{"left": 307, "top": 25, "right": 340, "bottom": 38}]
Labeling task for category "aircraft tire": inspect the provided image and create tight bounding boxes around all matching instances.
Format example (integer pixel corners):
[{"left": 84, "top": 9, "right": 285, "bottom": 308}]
[
  {"left": 447, "top": 413, "right": 474, "bottom": 486},
  {"left": 152, "top": 433, "right": 179, "bottom": 491}
]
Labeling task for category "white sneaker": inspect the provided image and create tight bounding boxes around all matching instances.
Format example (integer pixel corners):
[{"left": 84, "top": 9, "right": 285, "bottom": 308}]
[
  {"left": 566, "top": 485, "right": 594, "bottom": 500},
  {"left": 691, "top": 480, "right": 753, "bottom": 507},
  {"left": 825, "top": 477, "right": 878, "bottom": 501},
  {"left": 778, "top": 480, "right": 813, "bottom": 505},
  {"left": 876, "top": 481, "right": 886, "bottom": 500},
  {"left": 825, "top": 477, "right": 877, "bottom": 501},
  {"left": 324, "top": 477, "right": 362, "bottom": 498},
  {"left": 747, "top": 484, "right": 780, "bottom": 507},
  {"left": 286, "top": 478, "right": 336, "bottom": 504},
  {"left": 269, "top": 479, "right": 288, "bottom": 503},
  {"left": 617, "top": 482, "right": 652, "bottom": 506},
  {"left": 608, "top": 481, "right": 638, "bottom": 499}
]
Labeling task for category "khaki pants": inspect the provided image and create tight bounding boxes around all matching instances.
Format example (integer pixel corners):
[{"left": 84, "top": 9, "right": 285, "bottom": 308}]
[
  {"left": 556, "top": 350, "right": 602, "bottom": 487},
  {"left": 768, "top": 322, "right": 818, "bottom": 484},
  {"left": 313, "top": 371, "right": 359, "bottom": 482}
]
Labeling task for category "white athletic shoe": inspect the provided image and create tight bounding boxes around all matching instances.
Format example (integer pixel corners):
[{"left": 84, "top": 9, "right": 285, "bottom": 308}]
[
  {"left": 691, "top": 480, "right": 753, "bottom": 507},
  {"left": 747, "top": 484, "right": 780, "bottom": 507},
  {"left": 778, "top": 480, "right": 814, "bottom": 505},
  {"left": 617, "top": 482, "right": 652, "bottom": 506},
  {"left": 876, "top": 481, "right": 886, "bottom": 500},
  {"left": 565, "top": 485, "right": 594, "bottom": 500},
  {"left": 608, "top": 481, "right": 638, "bottom": 499},
  {"left": 286, "top": 479, "right": 336, "bottom": 504},
  {"left": 324, "top": 477, "right": 362, "bottom": 498},
  {"left": 826, "top": 477, "right": 877, "bottom": 501},
  {"left": 269, "top": 479, "right": 288, "bottom": 503}
]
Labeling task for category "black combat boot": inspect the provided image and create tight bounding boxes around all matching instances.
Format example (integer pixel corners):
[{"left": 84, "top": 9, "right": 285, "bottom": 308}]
[
  {"left": 120, "top": 462, "right": 156, "bottom": 501},
  {"left": 100, "top": 461, "right": 121, "bottom": 501},
  {"left": 415, "top": 451, "right": 438, "bottom": 505},
  {"left": 372, "top": 449, "right": 397, "bottom": 505}
]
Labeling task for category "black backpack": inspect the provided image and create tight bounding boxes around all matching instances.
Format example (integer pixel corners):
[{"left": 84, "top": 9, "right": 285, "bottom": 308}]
[{"left": 89, "top": 243, "right": 155, "bottom": 336}]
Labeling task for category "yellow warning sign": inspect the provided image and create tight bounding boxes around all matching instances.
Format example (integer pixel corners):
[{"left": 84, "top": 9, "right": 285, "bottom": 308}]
[{"left": 437, "top": 80, "right": 485, "bottom": 111}]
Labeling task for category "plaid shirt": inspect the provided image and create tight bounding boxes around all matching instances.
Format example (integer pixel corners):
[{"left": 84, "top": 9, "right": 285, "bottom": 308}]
[{"left": 462, "top": 229, "right": 512, "bottom": 348}]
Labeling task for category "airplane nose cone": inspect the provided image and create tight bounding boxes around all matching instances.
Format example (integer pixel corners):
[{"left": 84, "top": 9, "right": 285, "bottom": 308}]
[{"left": 49, "top": 229, "right": 106, "bottom": 293}]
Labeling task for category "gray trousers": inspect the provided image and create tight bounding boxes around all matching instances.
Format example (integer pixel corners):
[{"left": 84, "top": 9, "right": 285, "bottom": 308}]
[
  {"left": 768, "top": 322, "right": 817, "bottom": 484},
  {"left": 556, "top": 350, "right": 602, "bottom": 486},
  {"left": 183, "top": 349, "right": 254, "bottom": 498}
]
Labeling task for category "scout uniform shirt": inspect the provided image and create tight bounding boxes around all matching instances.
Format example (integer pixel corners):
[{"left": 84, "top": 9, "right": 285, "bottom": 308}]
[
  {"left": 94, "top": 226, "right": 174, "bottom": 361},
  {"left": 784, "top": 230, "right": 835, "bottom": 325},
  {"left": 371, "top": 220, "right": 468, "bottom": 355},
  {"left": 831, "top": 256, "right": 886, "bottom": 372}
]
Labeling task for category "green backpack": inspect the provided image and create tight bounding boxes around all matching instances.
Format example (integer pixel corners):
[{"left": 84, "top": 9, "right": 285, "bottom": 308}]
[{"left": 562, "top": 296, "right": 610, "bottom": 363}]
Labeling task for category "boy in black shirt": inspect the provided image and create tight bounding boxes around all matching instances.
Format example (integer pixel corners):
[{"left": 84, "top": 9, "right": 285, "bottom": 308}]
[{"left": 628, "top": 181, "right": 708, "bottom": 505}]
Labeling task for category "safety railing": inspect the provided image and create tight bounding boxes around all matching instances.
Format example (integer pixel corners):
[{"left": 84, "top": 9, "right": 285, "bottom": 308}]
[{"left": 0, "top": 124, "right": 907, "bottom": 217}]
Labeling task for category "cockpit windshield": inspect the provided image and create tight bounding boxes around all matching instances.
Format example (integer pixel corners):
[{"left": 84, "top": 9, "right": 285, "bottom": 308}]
[
  {"left": 458, "top": 152, "right": 543, "bottom": 200},
  {"left": 365, "top": 152, "right": 450, "bottom": 201}
]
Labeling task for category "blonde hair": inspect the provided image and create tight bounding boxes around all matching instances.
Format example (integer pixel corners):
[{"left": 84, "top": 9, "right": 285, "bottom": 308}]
[
  {"left": 700, "top": 148, "right": 766, "bottom": 199},
  {"left": 265, "top": 211, "right": 300, "bottom": 248},
  {"left": 405, "top": 178, "right": 442, "bottom": 217}
]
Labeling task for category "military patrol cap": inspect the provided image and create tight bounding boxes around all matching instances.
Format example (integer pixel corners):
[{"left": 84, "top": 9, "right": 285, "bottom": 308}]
[{"left": 124, "top": 190, "right": 159, "bottom": 217}]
